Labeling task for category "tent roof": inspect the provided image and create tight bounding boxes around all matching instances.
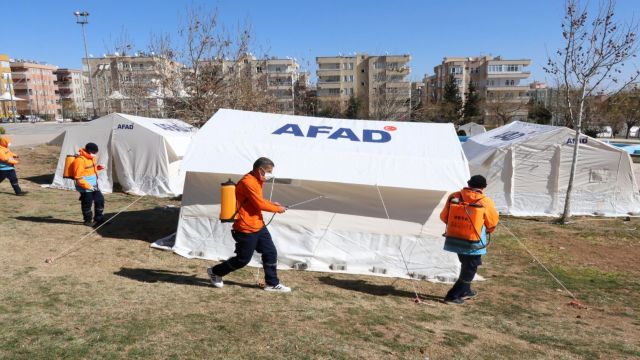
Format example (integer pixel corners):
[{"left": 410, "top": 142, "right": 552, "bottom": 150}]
[
  {"left": 182, "top": 109, "right": 469, "bottom": 191},
  {"left": 463, "top": 121, "right": 628, "bottom": 164}
]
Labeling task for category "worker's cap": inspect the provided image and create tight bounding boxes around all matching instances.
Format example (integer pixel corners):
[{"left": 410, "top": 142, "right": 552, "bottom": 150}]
[
  {"left": 467, "top": 175, "right": 487, "bottom": 189},
  {"left": 85, "top": 142, "right": 99, "bottom": 154}
]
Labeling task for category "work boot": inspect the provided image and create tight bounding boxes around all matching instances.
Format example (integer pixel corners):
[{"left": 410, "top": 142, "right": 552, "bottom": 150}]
[
  {"left": 15, "top": 191, "right": 28, "bottom": 196},
  {"left": 83, "top": 220, "right": 96, "bottom": 227}
]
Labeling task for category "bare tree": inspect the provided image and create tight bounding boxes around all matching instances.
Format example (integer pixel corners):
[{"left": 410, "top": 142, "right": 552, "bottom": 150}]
[
  {"left": 608, "top": 88, "right": 640, "bottom": 137},
  {"left": 149, "top": 6, "right": 276, "bottom": 126},
  {"left": 545, "top": 0, "right": 639, "bottom": 222},
  {"left": 484, "top": 92, "right": 528, "bottom": 125}
]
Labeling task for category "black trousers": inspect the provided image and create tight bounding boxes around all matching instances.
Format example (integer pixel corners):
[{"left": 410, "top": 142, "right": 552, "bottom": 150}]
[
  {"left": 79, "top": 191, "right": 105, "bottom": 223},
  {"left": 0, "top": 169, "right": 22, "bottom": 194},
  {"left": 210, "top": 227, "right": 280, "bottom": 286},
  {"left": 445, "top": 254, "right": 482, "bottom": 300}
]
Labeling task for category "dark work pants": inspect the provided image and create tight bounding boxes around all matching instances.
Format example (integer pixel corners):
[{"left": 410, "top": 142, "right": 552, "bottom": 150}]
[
  {"left": 445, "top": 254, "right": 482, "bottom": 300},
  {"left": 210, "top": 227, "right": 280, "bottom": 286},
  {"left": 0, "top": 169, "right": 22, "bottom": 194},
  {"left": 79, "top": 190, "right": 105, "bottom": 223}
]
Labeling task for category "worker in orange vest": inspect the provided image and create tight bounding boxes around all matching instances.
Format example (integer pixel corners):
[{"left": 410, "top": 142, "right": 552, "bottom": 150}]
[
  {"left": 70, "top": 142, "right": 106, "bottom": 226},
  {"left": 440, "top": 175, "right": 499, "bottom": 305},
  {"left": 207, "top": 157, "right": 291, "bottom": 292},
  {"left": 0, "top": 136, "right": 27, "bottom": 196}
]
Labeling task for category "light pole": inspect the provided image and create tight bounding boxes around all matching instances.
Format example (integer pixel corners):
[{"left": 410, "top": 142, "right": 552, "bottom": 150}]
[{"left": 74, "top": 11, "right": 98, "bottom": 118}]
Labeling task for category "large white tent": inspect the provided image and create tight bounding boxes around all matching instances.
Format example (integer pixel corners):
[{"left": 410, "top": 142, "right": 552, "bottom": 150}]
[
  {"left": 161, "top": 109, "right": 470, "bottom": 281},
  {"left": 463, "top": 121, "right": 640, "bottom": 217},
  {"left": 50, "top": 113, "right": 196, "bottom": 197}
]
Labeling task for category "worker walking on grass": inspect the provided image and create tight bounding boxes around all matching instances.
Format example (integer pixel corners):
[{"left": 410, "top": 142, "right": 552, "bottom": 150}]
[
  {"left": 70, "top": 142, "right": 106, "bottom": 227},
  {"left": 207, "top": 157, "right": 291, "bottom": 293},
  {"left": 440, "top": 175, "right": 499, "bottom": 305},
  {"left": 0, "top": 135, "right": 27, "bottom": 196}
]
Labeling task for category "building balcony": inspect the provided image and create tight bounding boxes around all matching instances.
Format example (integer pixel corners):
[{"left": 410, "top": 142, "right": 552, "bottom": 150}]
[
  {"left": 487, "top": 71, "right": 531, "bottom": 79},
  {"left": 384, "top": 81, "right": 411, "bottom": 88},
  {"left": 268, "top": 83, "right": 293, "bottom": 90},
  {"left": 317, "top": 80, "right": 342, "bottom": 87},
  {"left": 386, "top": 67, "right": 410, "bottom": 75},
  {"left": 486, "top": 85, "right": 530, "bottom": 92}
]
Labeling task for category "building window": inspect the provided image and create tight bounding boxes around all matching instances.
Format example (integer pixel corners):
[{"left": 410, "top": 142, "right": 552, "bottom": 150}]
[
  {"left": 344, "top": 75, "right": 353, "bottom": 82},
  {"left": 488, "top": 65, "right": 503, "bottom": 73}
]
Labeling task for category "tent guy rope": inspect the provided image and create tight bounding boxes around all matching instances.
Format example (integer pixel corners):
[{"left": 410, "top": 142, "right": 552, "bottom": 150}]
[
  {"left": 499, "top": 221, "right": 581, "bottom": 303},
  {"left": 45, "top": 195, "right": 145, "bottom": 264}
]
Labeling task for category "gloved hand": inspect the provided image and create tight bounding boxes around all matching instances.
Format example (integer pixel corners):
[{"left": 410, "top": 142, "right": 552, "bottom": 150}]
[{"left": 96, "top": 164, "right": 105, "bottom": 171}]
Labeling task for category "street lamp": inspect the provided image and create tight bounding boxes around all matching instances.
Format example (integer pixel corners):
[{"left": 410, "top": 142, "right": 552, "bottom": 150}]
[{"left": 74, "top": 11, "right": 98, "bottom": 118}]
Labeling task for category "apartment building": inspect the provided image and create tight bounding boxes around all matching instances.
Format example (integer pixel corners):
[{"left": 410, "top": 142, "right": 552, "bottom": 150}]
[
  {"left": 425, "top": 55, "right": 531, "bottom": 125},
  {"left": 0, "top": 54, "right": 17, "bottom": 119},
  {"left": 209, "top": 54, "right": 301, "bottom": 114},
  {"left": 316, "top": 53, "right": 411, "bottom": 119},
  {"left": 10, "top": 60, "right": 60, "bottom": 119},
  {"left": 83, "top": 53, "right": 180, "bottom": 117},
  {"left": 54, "top": 68, "right": 86, "bottom": 118}
]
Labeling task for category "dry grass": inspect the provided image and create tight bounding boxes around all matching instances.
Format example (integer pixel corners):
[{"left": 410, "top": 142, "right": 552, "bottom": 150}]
[{"left": 0, "top": 145, "right": 639, "bottom": 359}]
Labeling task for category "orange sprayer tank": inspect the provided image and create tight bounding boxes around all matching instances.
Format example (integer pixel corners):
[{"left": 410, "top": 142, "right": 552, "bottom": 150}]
[
  {"left": 63, "top": 155, "right": 77, "bottom": 179},
  {"left": 445, "top": 199, "right": 485, "bottom": 242},
  {"left": 220, "top": 179, "right": 237, "bottom": 222}
]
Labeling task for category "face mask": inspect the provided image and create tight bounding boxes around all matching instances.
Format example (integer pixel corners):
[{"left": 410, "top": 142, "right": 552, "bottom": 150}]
[
  {"left": 89, "top": 153, "right": 96, "bottom": 159},
  {"left": 7, "top": 143, "right": 10, "bottom": 147},
  {"left": 260, "top": 168, "right": 275, "bottom": 181}
]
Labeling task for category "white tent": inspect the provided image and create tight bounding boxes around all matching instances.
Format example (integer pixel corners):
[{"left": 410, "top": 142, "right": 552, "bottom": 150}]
[
  {"left": 163, "top": 109, "right": 470, "bottom": 281},
  {"left": 463, "top": 121, "right": 640, "bottom": 217},
  {"left": 50, "top": 113, "right": 196, "bottom": 197},
  {"left": 459, "top": 122, "right": 486, "bottom": 137}
]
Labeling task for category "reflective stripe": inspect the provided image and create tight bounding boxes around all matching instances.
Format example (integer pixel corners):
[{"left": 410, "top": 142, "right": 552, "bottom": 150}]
[{"left": 0, "top": 163, "right": 14, "bottom": 170}]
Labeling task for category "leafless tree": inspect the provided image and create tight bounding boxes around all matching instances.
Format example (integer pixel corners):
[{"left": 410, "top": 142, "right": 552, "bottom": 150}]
[
  {"left": 545, "top": 0, "right": 639, "bottom": 222},
  {"left": 484, "top": 92, "right": 528, "bottom": 125},
  {"left": 608, "top": 88, "right": 640, "bottom": 137},
  {"left": 149, "top": 6, "right": 276, "bottom": 126}
]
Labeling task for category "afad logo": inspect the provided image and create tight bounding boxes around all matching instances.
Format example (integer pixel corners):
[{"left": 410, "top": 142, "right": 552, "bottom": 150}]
[
  {"left": 116, "top": 123, "right": 134, "bottom": 130},
  {"left": 272, "top": 123, "right": 396, "bottom": 143}
]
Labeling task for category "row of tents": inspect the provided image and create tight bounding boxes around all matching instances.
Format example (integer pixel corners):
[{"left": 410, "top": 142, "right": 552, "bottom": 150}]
[{"left": 46, "top": 110, "right": 640, "bottom": 281}]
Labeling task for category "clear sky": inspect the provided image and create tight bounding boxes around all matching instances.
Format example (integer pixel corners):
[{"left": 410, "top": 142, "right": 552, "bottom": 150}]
[{"left": 4, "top": 0, "right": 639, "bottom": 83}]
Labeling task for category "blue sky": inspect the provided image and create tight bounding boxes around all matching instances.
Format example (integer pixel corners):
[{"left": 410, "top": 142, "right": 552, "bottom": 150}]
[{"left": 4, "top": 0, "right": 639, "bottom": 83}]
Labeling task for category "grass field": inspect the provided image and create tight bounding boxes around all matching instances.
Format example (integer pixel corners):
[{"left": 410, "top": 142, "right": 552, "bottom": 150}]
[{"left": 0, "top": 145, "right": 639, "bottom": 359}]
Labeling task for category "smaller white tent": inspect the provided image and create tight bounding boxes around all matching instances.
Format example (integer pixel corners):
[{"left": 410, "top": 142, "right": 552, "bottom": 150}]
[
  {"left": 50, "top": 113, "right": 196, "bottom": 197},
  {"left": 164, "top": 109, "right": 471, "bottom": 281},
  {"left": 459, "top": 122, "right": 486, "bottom": 137},
  {"left": 463, "top": 121, "right": 640, "bottom": 217}
]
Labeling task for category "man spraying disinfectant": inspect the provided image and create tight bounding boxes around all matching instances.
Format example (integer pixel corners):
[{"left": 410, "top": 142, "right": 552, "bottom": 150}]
[
  {"left": 207, "top": 157, "right": 291, "bottom": 292},
  {"left": 70, "top": 142, "right": 106, "bottom": 227}
]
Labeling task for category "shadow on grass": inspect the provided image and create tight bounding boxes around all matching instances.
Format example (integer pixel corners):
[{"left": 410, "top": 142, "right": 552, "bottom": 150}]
[
  {"left": 13, "top": 207, "right": 179, "bottom": 242},
  {"left": 13, "top": 215, "right": 84, "bottom": 225},
  {"left": 318, "top": 276, "right": 443, "bottom": 303},
  {"left": 96, "top": 208, "right": 179, "bottom": 242},
  {"left": 24, "top": 173, "right": 54, "bottom": 185},
  {"left": 114, "top": 267, "right": 261, "bottom": 289}
]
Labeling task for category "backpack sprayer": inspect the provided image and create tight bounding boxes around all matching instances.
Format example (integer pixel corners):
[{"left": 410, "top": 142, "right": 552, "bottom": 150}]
[{"left": 219, "top": 178, "right": 325, "bottom": 226}]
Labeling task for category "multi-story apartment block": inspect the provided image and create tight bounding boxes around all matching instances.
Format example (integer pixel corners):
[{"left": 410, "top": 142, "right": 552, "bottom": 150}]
[
  {"left": 425, "top": 55, "right": 531, "bottom": 125},
  {"left": 316, "top": 53, "right": 411, "bottom": 119},
  {"left": 54, "top": 68, "right": 86, "bottom": 118},
  {"left": 10, "top": 60, "right": 60, "bottom": 119},
  {"left": 209, "top": 54, "right": 301, "bottom": 114},
  {"left": 0, "top": 54, "right": 17, "bottom": 119},
  {"left": 83, "top": 53, "right": 180, "bottom": 117}
]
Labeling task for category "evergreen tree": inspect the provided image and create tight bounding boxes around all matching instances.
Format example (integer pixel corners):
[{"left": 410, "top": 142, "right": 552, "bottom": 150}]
[
  {"left": 344, "top": 95, "right": 361, "bottom": 119},
  {"left": 442, "top": 75, "right": 462, "bottom": 122},
  {"left": 463, "top": 81, "right": 481, "bottom": 120}
]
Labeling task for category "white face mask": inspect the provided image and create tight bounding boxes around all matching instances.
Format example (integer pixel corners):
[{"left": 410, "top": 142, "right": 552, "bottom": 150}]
[
  {"left": 263, "top": 172, "right": 275, "bottom": 181},
  {"left": 89, "top": 153, "right": 96, "bottom": 159},
  {"left": 7, "top": 143, "right": 10, "bottom": 147}
]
